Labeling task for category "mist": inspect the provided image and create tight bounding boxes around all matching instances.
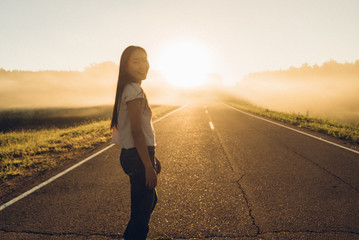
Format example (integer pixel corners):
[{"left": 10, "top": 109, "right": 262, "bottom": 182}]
[
  {"left": 0, "top": 62, "right": 118, "bottom": 109},
  {"left": 234, "top": 60, "right": 359, "bottom": 123},
  {"left": 1, "top": 59, "right": 358, "bottom": 124},
  {"left": 0, "top": 62, "right": 221, "bottom": 109}
]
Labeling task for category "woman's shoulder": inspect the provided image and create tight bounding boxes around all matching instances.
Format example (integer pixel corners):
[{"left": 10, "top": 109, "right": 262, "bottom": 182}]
[
  {"left": 124, "top": 82, "right": 143, "bottom": 93},
  {"left": 122, "top": 83, "right": 144, "bottom": 102}
]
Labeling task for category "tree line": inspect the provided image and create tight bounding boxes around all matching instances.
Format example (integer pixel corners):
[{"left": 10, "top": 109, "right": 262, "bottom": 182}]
[{"left": 241, "top": 59, "right": 359, "bottom": 82}]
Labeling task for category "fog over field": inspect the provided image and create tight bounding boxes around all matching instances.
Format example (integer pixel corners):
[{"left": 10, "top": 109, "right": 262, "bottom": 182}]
[
  {"left": 233, "top": 60, "right": 359, "bottom": 123},
  {"left": 0, "top": 62, "right": 118, "bottom": 109},
  {"left": 0, "top": 62, "right": 220, "bottom": 109},
  {"left": 0, "top": 60, "right": 358, "bottom": 123}
]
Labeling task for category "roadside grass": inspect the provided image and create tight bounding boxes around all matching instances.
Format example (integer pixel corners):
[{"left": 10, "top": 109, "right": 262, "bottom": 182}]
[
  {"left": 219, "top": 94, "right": 359, "bottom": 145},
  {"left": 0, "top": 104, "right": 179, "bottom": 185}
]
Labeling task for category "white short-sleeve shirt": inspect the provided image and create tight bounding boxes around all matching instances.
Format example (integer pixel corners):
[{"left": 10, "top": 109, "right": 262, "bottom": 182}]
[{"left": 112, "top": 83, "right": 156, "bottom": 148}]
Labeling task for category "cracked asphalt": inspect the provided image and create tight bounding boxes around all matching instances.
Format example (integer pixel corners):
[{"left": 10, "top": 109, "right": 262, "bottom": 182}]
[{"left": 1, "top": 101, "right": 359, "bottom": 239}]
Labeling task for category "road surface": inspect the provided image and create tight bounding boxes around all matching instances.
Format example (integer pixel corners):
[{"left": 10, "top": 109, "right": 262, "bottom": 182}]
[{"left": 1, "top": 101, "right": 358, "bottom": 239}]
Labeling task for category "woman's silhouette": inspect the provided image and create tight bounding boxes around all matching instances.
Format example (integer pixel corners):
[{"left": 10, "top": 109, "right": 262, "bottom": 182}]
[{"left": 111, "top": 46, "right": 161, "bottom": 240}]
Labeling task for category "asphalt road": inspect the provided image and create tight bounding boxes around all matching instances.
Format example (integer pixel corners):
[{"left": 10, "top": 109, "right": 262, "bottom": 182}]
[{"left": 1, "top": 101, "right": 358, "bottom": 239}]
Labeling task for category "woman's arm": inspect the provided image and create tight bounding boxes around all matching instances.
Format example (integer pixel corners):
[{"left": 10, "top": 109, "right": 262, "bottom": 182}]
[{"left": 127, "top": 98, "right": 157, "bottom": 189}]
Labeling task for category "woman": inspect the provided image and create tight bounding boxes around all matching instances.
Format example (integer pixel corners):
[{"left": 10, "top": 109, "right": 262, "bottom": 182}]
[{"left": 111, "top": 45, "right": 161, "bottom": 240}]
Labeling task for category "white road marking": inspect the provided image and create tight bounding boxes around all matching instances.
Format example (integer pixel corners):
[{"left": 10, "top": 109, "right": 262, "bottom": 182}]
[
  {"left": 221, "top": 102, "right": 359, "bottom": 155},
  {"left": 153, "top": 104, "right": 188, "bottom": 123},
  {"left": 0, "top": 105, "right": 188, "bottom": 212},
  {"left": 0, "top": 144, "right": 114, "bottom": 211},
  {"left": 209, "top": 121, "right": 214, "bottom": 130}
]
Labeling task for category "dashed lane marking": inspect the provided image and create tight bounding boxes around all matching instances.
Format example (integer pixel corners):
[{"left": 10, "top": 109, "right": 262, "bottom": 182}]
[{"left": 209, "top": 121, "right": 214, "bottom": 130}]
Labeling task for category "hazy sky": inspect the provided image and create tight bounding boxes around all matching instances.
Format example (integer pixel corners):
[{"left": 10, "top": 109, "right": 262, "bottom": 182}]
[{"left": 1, "top": 0, "right": 359, "bottom": 85}]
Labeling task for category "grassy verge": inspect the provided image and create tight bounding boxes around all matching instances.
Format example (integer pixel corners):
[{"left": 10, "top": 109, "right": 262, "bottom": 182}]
[
  {"left": 0, "top": 104, "right": 179, "bottom": 184},
  {"left": 219, "top": 94, "right": 359, "bottom": 145}
]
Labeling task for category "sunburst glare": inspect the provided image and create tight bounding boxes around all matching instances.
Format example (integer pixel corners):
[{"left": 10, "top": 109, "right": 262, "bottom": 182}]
[{"left": 159, "top": 40, "right": 211, "bottom": 89}]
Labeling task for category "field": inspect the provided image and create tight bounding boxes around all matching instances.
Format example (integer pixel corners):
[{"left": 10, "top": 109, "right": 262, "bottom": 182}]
[
  {"left": 219, "top": 93, "right": 359, "bottom": 145},
  {"left": 0, "top": 105, "right": 114, "bottom": 133},
  {"left": 0, "top": 104, "right": 179, "bottom": 193}
]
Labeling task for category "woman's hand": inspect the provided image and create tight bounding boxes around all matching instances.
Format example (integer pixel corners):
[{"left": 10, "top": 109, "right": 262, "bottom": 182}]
[
  {"left": 155, "top": 157, "right": 161, "bottom": 174},
  {"left": 145, "top": 167, "right": 157, "bottom": 189},
  {"left": 127, "top": 98, "right": 158, "bottom": 189}
]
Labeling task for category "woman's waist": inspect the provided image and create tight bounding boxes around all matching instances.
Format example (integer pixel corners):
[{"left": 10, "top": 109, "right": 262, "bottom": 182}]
[
  {"left": 121, "top": 146, "right": 156, "bottom": 166},
  {"left": 121, "top": 145, "right": 155, "bottom": 153}
]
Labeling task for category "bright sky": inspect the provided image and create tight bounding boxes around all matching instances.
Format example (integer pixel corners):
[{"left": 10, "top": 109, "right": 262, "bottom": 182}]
[{"left": 1, "top": 0, "right": 359, "bottom": 86}]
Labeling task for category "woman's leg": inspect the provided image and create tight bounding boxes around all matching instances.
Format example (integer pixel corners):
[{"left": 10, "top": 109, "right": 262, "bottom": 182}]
[
  {"left": 121, "top": 147, "right": 158, "bottom": 240},
  {"left": 124, "top": 174, "right": 157, "bottom": 239}
]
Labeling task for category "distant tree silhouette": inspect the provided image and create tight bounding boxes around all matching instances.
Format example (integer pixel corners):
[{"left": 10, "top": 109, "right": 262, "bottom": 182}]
[{"left": 241, "top": 59, "right": 359, "bottom": 83}]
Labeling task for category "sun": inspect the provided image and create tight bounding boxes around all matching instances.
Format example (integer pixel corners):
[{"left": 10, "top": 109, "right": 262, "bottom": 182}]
[{"left": 159, "top": 40, "right": 211, "bottom": 89}]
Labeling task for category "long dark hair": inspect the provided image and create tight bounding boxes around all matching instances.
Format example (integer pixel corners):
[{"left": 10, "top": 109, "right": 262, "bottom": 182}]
[{"left": 110, "top": 46, "right": 147, "bottom": 130}]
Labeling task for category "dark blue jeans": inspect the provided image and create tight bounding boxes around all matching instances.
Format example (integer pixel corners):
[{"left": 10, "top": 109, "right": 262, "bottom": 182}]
[{"left": 120, "top": 146, "right": 158, "bottom": 240}]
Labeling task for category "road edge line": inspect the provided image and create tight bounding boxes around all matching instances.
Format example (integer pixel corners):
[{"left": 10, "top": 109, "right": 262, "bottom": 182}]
[
  {"left": 0, "top": 144, "right": 114, "bottom": 211},
  {"left": 221, "top": 102, "right": 359, "bottom": 155},
  {"left": 0, "top": 104, "right": 187, "bottom": 212},
  {"left": 153, "top": 104, "right": 188, "bottom": 124}
]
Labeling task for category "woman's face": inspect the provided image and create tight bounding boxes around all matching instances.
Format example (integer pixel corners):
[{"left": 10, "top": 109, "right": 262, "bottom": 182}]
[{"left": 126, "top": 49, "right": 150, "bottom": 81}]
